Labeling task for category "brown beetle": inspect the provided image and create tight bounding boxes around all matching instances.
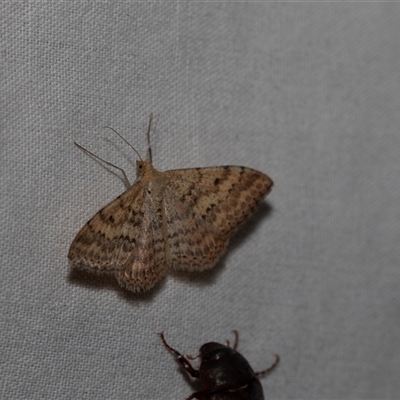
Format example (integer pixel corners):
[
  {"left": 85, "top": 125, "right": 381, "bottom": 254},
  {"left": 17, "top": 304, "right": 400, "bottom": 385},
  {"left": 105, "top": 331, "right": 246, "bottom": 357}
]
[{"left": 160, "top": 331, "right": 279, "bottom": 400}]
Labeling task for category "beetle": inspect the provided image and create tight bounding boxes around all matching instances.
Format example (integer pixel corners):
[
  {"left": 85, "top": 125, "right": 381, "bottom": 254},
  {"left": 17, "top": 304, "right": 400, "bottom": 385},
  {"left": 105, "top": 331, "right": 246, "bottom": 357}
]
[{"left": 160, "top": 331, "right": 279, "bottom": 400}]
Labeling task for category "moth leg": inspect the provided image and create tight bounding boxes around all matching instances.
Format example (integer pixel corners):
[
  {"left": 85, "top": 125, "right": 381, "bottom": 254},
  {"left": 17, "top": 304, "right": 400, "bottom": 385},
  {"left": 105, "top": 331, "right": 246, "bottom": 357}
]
[
  {"left": 255, "top": 354, "right": 280, "bottom": 378},
  {"left": 159, "top": 333, "right": 199, "bottom": 378}
]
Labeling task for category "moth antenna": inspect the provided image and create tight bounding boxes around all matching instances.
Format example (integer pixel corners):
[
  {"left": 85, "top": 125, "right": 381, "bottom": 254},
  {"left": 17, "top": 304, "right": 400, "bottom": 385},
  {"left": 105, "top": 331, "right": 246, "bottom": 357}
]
[
  {"left": 103, "top": 126, "right": 143, "bottom": 162},
  {"left": 74, "top": 141, "right": 131, "bottom": 189},
  {"left": 145, "top": 113, "right": 153, "bottom": 162},
  {"left": 146, "top": 113, "right": 160, "bottom": 163}
]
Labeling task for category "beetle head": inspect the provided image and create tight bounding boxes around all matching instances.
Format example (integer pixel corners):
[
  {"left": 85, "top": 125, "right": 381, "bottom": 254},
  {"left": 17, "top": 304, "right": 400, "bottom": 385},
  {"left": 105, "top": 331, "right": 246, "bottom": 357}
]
[{"left": 198, "top": 342, "right": 255, "bottom": 392}]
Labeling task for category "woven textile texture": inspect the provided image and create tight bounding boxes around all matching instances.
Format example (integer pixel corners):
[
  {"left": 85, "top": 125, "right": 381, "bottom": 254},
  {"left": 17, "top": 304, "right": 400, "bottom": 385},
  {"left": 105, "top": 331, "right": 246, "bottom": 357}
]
[{"left": 2, "top": 3, "right": 400, "bottom": 399}]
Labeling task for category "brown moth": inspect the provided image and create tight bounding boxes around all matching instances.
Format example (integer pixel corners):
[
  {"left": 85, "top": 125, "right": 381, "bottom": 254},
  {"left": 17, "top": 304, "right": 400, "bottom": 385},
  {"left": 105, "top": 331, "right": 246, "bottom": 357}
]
[{"left": 68, "top": 115, "right": 273, "bottom": 292}]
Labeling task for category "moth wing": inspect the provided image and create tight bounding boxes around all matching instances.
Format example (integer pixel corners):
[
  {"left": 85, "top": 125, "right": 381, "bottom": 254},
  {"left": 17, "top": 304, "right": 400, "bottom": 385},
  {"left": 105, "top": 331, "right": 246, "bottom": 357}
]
[
  {"left": 68, "top": 183, "right": 166, "bottom": 292},
  {"left": 68, "top": 184, "right": 144, "bottom": 272},
  {"left": 116, "top": 192, "right": 167, "bottom": 292},
  {"left": 163, "top": 166, "right": 273, "bottom": 237},
  {"left": 162, "top": 185, "right": 229, "bottom": 272}
]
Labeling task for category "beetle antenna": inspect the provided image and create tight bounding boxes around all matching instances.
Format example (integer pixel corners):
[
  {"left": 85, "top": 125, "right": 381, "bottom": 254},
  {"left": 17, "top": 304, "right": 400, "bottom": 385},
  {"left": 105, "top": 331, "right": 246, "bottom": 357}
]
[{"left": 74, "top": 141, "right": 131, "bottom": 189}]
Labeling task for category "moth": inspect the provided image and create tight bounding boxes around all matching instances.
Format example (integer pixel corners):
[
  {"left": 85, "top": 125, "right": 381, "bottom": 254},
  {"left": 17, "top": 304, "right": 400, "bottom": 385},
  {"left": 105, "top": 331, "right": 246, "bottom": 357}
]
[
  {"left": 160, "top": 331, "right": 279, "bottom": 400},
  {"left": 68, "top": 115, "right": 273, "bottom": 292}
]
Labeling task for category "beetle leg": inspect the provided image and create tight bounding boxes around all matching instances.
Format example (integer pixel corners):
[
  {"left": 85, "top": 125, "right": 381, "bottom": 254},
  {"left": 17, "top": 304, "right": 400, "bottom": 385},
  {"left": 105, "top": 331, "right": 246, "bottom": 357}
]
[
  {"left": 255, "top": 354, "right": 280, "bottom": 377},
  {"left": 231, "top": 330, "right": 239, "bottom": 351},
  {"left": 159, "top": 332, "right": 200, "bottom": 378},
  {"left": 186, "top": 351, "right": 200, "bottom": 360},
  {"left": 186, "top": 390, "right": 208, "bottom": 400}
]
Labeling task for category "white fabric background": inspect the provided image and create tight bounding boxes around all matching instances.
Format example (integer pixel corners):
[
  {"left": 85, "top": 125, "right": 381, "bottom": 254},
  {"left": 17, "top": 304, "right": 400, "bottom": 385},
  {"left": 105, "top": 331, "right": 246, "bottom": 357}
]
[{"left": 1, "top": 3, "right": 399, "bottom": 399}]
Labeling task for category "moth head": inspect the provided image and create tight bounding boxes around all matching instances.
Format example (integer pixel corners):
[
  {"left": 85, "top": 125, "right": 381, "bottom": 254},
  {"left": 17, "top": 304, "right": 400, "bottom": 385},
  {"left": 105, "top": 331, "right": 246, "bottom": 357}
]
[{"left": 136, "top": 159, "right": 155, "bottom": 177}]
